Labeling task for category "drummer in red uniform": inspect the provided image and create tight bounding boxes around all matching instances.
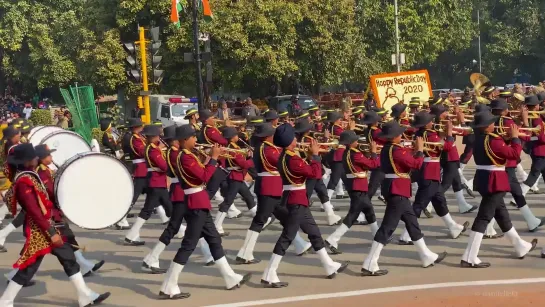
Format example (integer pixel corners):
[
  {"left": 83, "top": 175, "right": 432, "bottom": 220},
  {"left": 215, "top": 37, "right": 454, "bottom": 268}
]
[
  {"left": 159, "top": 124, "right": 250, "bottom": 300},
  {"left": 461, "top": 111, "right": 538, "bottom": 268},
  {"left": 125, "top": 124, "right": 172, "bottom": 246},
  {"left": 361, "top": 121, "right": 446, "bottom": 277},
  {"left": 0, "top": 143, "right": 110, "bottom": 307}
]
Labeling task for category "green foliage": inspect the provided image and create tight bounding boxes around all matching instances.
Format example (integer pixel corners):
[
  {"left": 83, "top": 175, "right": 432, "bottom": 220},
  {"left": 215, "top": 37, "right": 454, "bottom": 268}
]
[
  {"left": 107, "top": 104, "right": 125, "bottom": 126},
  {"left": 91, "top": 127, "right": 104, "bottom": 151},
  {"left": 29, "top": 109, "right": 54, "bottom": 126}
]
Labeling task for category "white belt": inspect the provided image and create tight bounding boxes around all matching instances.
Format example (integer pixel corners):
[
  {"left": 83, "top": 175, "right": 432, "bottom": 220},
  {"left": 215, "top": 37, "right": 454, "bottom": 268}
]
[
  {"left": 227, "top": 167, "right": 241, "bottom": 171},
  {"left": 385, "top": 173, "right": 410, "bottom": 179},
  {"left": 148, "top": 167, "right": 161, "bottom": 172},
  {"left": 347, "top": 172, "right": 367, "bottom": 178},
  {"left": 258, "top": 172, "right": 280, "bottom": 177},
  {"left": 531, "top": 136, "right": 538, "bottom": 141},
  {"left": 476, "top": 165, "right": 505, "bottom": 171},
  {"left": 132, "top": 158, "right": 145, "bottom": 164},
  {"left": 170, "top": 178, "right": 179, "bottom": 184},
  {"left": 424, "top": 157, "right": 440, "bottom": 163},
  {"left": 283, "top": 184, "right": 306, "bottom": 191},
  {"left": 183, "top": 186, "right": 204, "bottom": 194},
  {"left": 403, "top": 141, "right": 412, "bottom": 146}
]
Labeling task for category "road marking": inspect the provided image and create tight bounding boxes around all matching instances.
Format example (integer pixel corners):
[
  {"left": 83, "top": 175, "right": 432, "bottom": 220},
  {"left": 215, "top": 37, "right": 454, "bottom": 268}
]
[{"left": 204, "top": 278, "right": 545, "bottom": 307}]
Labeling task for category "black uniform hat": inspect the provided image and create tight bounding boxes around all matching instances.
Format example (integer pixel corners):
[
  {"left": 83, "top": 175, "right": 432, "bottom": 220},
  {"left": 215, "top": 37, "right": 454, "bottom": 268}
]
[
  {"left": 474, "top": 104, "right": 491, "bottom": 113},
  {"left": 489, "top": 99, "right": 509, "bottom": 110},
  {"left": 184, "top": 108, "right": 198, "bottom": 119},
  {"left": 372, "top": 107, "right": 389, "bottom": 116},
  {"left": 537, "top": 92, "right": 545, "bottom": 102},
  {"left": 498, "top": 90, "right": 513, "bottom": 98},
  {"left": 264, "top": 110, "right": 279, "bottom": 121},
  {"left": 278, "top": 109, "right": 289, "bottom": 118},
  {"left": 199, "top": 109, "right": 215, "bottom": 121},
  {"left": 391, "top": 103, "right": 407, "bottom": 118},
  {"left": 429, "top": 104, "right": 448, "bottom": 116},
  {"left": 247, "top": 116, "right": 264, "bottom": 126},
  {"left": 377, "top": 121, "right": 406, "bottom": 139},
  {"left": 253, "top": 123, "right": 276, "bottom": 138},
  {"left": 127, "top": 118, "right": 144, "bottom": 128},
  {"left": 294, "top": 119, "right": 313, "bottom": 133},
  {"left": 307, "top": 105, "right": 319, "bottom": 112},
  {"left": 410, "top": 111, "right": 435, "bottom": 128},
  {"left": 339, "top": 130, "right": 359, "bottom": 145},
  {"left": 482, "top": 86, "right": 496, "bottom": 95},
  {"left": 222, "top": 127, "right": 238, "bottom": 140},
  {"left": 525, "top": 95, "right": 540, "bottom": 106},
  {"left": 19, "top": 120, "right": 31, "bottom": 134},
  {"left": 361, "top": 111, "right": 381, "bottom": 125},
  {"left": 7, "top": 143, "right": 37, "bottom": 165},
  {"left": 352, "top": 107, "right": 363, "bottom": 115},
  {"left": 409, "top": 97, "right": 421, "bottom": 107},
  {"left": 35, "top": 144, "right": 57, "bottom": 160},
  {"left": 2, "top": 126, "right": 20, "bottom": 141},
  {"left": 100, "top": 118, "right": 113, "bottom": 132},
  {"left": 470, "top": 111, "right": 498, "bottom": 128},
  {"left": 162, "top": 125, "right": 177, "bottom": 141},
  {"left": 176, "top": 124, "right": 196, "bottom": 140},
  {"left": 141, "top": 124, "right": 162, "bottom": 137},
  {"left": 325, "top": 111, "right": 343, "bottom": 123},
  {"left": 273, "top": 123, "right": 295, "bottom": 148}
]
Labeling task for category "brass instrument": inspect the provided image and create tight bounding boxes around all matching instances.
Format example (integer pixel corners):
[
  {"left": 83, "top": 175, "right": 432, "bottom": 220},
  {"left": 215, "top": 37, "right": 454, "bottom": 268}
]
[
  {"left": 508, "top": 110, "right": 545, "bottom": 115},
  {"left": 238, "top": 138, "right": 255, "bottom": 151},
  {"left": 197, "top": 143, "right": 249, "bottom": 155},
  {"left": 470, "top": 72, "right": 492, "bottom": 104},
  {"left": 495, "top": 126, "right": 541, "bottom": 133}
]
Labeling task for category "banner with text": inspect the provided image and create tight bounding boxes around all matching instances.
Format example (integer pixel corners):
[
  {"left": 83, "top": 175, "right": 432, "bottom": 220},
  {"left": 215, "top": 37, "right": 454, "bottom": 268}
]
[{"left": 370, "top": 70, "right": 432, "bottom": 112}]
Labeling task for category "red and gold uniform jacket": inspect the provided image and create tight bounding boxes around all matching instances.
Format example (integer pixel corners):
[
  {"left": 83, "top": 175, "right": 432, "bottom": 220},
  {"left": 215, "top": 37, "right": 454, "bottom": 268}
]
[
  {"left": 417, "top": 129, "right": 455, "bottom": 181},
  {"left": 225, "top": 142, "right": 254, "bottom": 182},
  {"left": 528, "top": 116, "right": 545, "bottom": 157},
  {"left": 167, "top": 146, "right": 184, "bottom": 203},
  {"left": 279, "top": 149, "right": 322, "bottom": 206},
  {"left": 342, "top": 148, "right": 379, "bottom": 192},
  {"left": 35, "top": 164, "right": 63, "bottom": 223},
  {"left": 380, "top": 143, "right": 424, "bottom": 198},
  {"left": 331, "top": 124, "right": 345, "bottom": 162},
  {"left": 145, "top": 142, "right": 168, "bottom": 188},
  {"left": 495, "top": 116, "right": 531, "bottom": 167},
  {"left": 178, "top": 149, "right": 218, "bottom": 210},
  {"left": 129, "top": 133, "right": 147, "bottom": 178},
  {"left": 254, "top": 141, "right": 282, "bottom": 197},
  {"left": 2, "top": 142, "right": 19, "bottom": 182}
]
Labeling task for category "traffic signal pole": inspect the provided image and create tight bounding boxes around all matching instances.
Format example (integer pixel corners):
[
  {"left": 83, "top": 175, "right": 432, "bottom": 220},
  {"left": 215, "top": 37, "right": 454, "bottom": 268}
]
[
  {"left": 139, "top": 26, "right": 151, "bottom": 124},
  {"left": 192, "top": 0, "right": 204, "bottom": 111}
]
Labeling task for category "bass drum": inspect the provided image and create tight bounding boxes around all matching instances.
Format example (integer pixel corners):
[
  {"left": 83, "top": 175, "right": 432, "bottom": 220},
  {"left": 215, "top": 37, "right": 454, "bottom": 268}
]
[
  {"left": 39, "top": 131, "right": 91, "bottom": 166},
  {"left": 55, "top": 152, "right": 133, "bottom": 229},
  {"left": 29, "top": 126, "right": 64, "bottom": 146}
]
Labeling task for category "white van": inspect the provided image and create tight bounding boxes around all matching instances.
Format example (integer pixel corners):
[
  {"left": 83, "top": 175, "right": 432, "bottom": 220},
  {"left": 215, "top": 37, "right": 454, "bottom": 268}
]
[{"left": 149, "top": 95, "right": 197, "bottom": 126}]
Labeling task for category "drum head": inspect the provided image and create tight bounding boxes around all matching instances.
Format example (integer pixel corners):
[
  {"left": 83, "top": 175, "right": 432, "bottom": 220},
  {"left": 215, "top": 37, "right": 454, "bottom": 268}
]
[
  {"left": 41, "top": 131, "right": 91, "bottom": 166},
  {"left": 56, "top": 152, "right": 133, "bottom": 229},
  {"left": 29, "top": 126, "right": 64, "bottom": 146}
]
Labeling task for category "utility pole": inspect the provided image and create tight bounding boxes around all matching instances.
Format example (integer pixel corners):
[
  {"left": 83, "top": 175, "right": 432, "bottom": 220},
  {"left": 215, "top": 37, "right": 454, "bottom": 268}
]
[
  {"left": 477, "top": 9, "right": 482, "bottom": 73},
  {"left": 138, "top": 27, "right": 151, "bottom": 124},
  {"left": 394, "top": 0, "right": 400, "bottom": 73},
  {"left": 191, "top": 0, "right": 204, "bottom": 111}
]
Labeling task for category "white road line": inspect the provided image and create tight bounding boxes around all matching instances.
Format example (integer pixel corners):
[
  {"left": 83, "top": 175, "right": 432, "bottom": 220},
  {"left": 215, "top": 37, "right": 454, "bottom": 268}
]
[{"left": 205, "top": 278, "right": 545, "bottom": 307}]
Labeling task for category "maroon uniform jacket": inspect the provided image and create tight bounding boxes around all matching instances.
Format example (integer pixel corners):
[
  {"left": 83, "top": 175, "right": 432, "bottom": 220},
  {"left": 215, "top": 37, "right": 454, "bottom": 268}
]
[
  {"left": 130, "top": 133, "right": 148, "bottom": 178},
  {"left": 225, "top": 142, "right": 254, "bottom": 182},
  {"left": 396, "top": 117, "right": 415, "bottom": 140},
  {"left": 178, "top": 149, "right": 218, "bottom": 210},
  {"left": 254, "top": 141, "right": 282, "bottom": 197},
  {"left": 36, "top": 164, "right": 63, "bottom": 223},
  {"left": 145, "top": 142, "right": 168, "bottom": 188},
  {"left": 167, "top": 146, "right": 184, "bottom": 202},
  {"left": 380, "top": 143, "right": 424, "bottom": 198},
  {"left": 367, "top": 126, "right": 387, "bottom": 146},
  {"left": 440, "top": 126, "right": 468, "bottom": 162},
  {"left": 331, "top": 124, "right": 345, "bottom": 162},
  {"left": 473, "top": 133, "right": 522, "bottom": 194},
  {"left": 529, "top": 116, "right": 545, "bottom": 157},
  {"left": 495, "top": 116, "right": 531, "bottom": 167},
  {"left": 419, "top": 129, "right": 455, "bottom": 181},
  {"left": 279, "top": 149, "right": 322, "bottom": 206},
  {"left": 202, "top": 125, "right": 228, "bottom": 146},
  {"left": 342, "top": 148, "right": 379, "bottom": 192}
]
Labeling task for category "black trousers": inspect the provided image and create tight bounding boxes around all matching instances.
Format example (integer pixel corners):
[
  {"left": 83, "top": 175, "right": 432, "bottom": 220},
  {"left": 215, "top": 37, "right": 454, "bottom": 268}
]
[
  {"left": 272, "top": 205, "right": 325, "bottom": 256},
  {"left": 507, "top": 167, "right": 526, "bottom": 208},
  {"left": 173, "top": 209, "right": 225, "bottom": 265},
  {"left": 306, "top": 178, "right": 329, "bottom": 204},
  {"left": 471, "top": 192, "right": 513, "bottom": 233},
  {"left": 249, "top": 195, "right": 288, "bottom": 233},
  {"left": 368, "top": 169, "right": 385, "bottom": 197},
  {"left": 218, "top": 180, "right": 256, "bottom": 212},
  {"left": 207, "top": 168, "right": 229, "bottom": 199},
  {"left": 441, "top": 161, "right": 463, "bottom": 192},
  {"left": 59, "top": 221, "right": 79, "bottom": 251},
  {"left": 132, "top": 177, "right": 148, "bottom": 205},
  {"left": 11, "top": 211, "right": 25, "bottom": 228},
  {"left": 12, "top": 242, "right": 80, "bottom": 285},
  {"left": 342, "top": 191, "right": 375, "bottom": 227},
  {"left": 412, "top": 179, "right": 449, "bottom": 218},
  {"left": 138, "top": 188, "right": 172, "bottom": 220},
  {"left": 159, "top": 201, "right": 187, "bottom": 246},
  {"left": 523, "top": 156, "right": 545, "bottom": 187},
  {"left": 326, "top": 162, "right": 345, "bottom": 190},
  {"left": 374, "top": 195, "right": 423, "bottom": 245},
  {"left": 460, "top": 147, "right": 473, "bottom": 164}
]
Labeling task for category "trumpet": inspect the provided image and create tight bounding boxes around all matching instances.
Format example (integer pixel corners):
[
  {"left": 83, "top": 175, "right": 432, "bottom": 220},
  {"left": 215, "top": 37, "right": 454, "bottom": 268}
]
[
  {"left": 296, "top": 142, "right": 340, "bottom": 150},
  {"left": 196, "top": 143, "right": 250, "bottom": 155},
  {"left": 495, "top": 126, "right": 541, "bottom": 133},
  {"left": 508, "top": 110, "right": 545, "bottom": 115},
  {"left": 312, "top": 132, "right": 340, "bottom": 139}
]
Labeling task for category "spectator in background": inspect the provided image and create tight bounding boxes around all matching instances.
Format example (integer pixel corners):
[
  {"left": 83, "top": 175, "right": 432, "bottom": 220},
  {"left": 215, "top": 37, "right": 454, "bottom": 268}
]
[
  {"left": 340, "top": 92, "right": 352, "bottom": 112},
  {"left": 290, "top": 95, "right": 302, "bottom": 116},
  {"left": 242, "top": 97, "right": 260, "bottom": 118},
  {"left": 66, "top": 111, "right": 73, "bottom": 128},
  {"left": 216, "top": 101, "right": 232, "bottom": 120},
  {"left": 57, "top": 112, "right": 69, "bottom": 129},
  {"left": 22, "top": 103, "right": 33, "bottom": 119},
  {"left": 363, "top": 92, "right": 377, "bottom": 111}
]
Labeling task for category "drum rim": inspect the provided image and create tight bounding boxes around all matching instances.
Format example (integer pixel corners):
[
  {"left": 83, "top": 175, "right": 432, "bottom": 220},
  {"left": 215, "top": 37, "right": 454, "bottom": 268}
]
[
  {"left": 28, "top": 125, "right": 63, "bottom": 142},
  {"left": 54, "top": 152, "right": 134, "bottom": 230},
  {"left": 39, "top": 130, "right": 92, "bottom": 150}
]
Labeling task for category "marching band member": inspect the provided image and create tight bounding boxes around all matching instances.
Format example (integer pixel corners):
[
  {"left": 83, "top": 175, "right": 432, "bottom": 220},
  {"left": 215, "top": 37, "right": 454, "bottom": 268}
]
[
  {"left": 185, "top": 108, "right": 200, "bottom": 132},
  {"left": 325, "top": 130, "right": 380, "bottom": 254},
  {"left": 100, "top": 118, "right": 121, "bottom": 158},
  {"left": 159, "top": 124, "right": 250, "bottom": 300},
  {"left": 489, "top": 99, "right": 543, "bottom": 232},
  {"left": 261, "top": 124, "right": 348, "bottom": 288},
  {"left": 18, "top": 121, "right": 31, "bottom": 144},
  {"left": 461, "top": 112, "right": 537, "bottom": 268},
  {"left": 143, "top": 126, "right": 215, "bottom": 274},
  {"left": 352, "top": 107, "right": 364, "bottom": 124},
  {"left": 264, "top": 110, "right": 280, "bottom": 127},
  {"left": 430, "top": 104, "right": 476, "bottom": 213},
  {"left": 391, "top": 103, "right": 414, "bottom": 144},
  {"left": 458, "top": 97, "right": 477, "bottom": 197},
  {"left": 361, "top": 121, "right": 446, "bottom": 276},
  {"left": 409, "top": 97, "right": 421, "bottom": 114},
  {"left": 236, "top": 123, "right": 311, "bottom": 265},
  {"left": 361, "top": 111, "right": 387, "bottom": 204},
  {"left": 278, "top": 110, "right": 289, "bottom": 124},
  {"left": 125, "top": 124, "right": 173, "bottom": 246},
  {"left": 214, "top": 127, "right": 256, "bottom": 236},
  {"left": 397, "top": 112, "right": 468, "bottom": 245},
  {"left": 0, "top": 144, "right": 110, "bottom": 307}
]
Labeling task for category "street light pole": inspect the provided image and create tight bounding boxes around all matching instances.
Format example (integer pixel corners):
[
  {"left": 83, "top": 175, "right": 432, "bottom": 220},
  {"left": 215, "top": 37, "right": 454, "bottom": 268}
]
[
  {"left": 477, "top": 9, "right": 482, "bottom": 73},
  {"left": 191, "top": 0, "right": 204, "bottom": 110},
  {"left": 394, "top": 0, "right": 400, "bottom": 73}
]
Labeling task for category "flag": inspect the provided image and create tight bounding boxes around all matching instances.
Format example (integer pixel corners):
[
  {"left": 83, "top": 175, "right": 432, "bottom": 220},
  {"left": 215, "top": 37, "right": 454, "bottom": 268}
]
[
  {"left": 170, "top": 0, "right": 183, "bottom": 28},
  {"left": 201, "top": 0, "right": 213, "bottom": 22}
]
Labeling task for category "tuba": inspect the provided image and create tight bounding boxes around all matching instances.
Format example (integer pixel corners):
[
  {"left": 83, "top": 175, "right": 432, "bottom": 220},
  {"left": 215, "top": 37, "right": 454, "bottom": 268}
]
[{"left": 470, "top": 73, "right": 492, "bottom": 104}]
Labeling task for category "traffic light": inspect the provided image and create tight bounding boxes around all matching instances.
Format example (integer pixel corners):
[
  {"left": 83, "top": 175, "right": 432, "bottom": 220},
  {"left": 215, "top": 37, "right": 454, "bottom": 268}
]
[
  {"left": 149, "top": 28, "right": 164, "bottom": 85},
  {"left": 123, "top": 42, "right": 141, "bottom": 83}
]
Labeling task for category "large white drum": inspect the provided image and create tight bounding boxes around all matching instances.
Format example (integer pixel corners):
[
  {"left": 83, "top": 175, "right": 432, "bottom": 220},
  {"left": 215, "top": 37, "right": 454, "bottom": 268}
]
[
  {"left": 29, "top": 126, "right": 64, "bottom": 145},
  {"left": 39, "top": 131, "right": 91, "bottom": 166},
  {"left": 55, "top": 152, "right": 133, "bottom": 229}
]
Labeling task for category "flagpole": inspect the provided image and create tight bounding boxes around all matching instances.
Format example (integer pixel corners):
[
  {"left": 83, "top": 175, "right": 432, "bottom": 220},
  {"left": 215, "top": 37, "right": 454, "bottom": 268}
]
[{"left": 191, "top": 0, "right": 204, "bottom": 111}]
